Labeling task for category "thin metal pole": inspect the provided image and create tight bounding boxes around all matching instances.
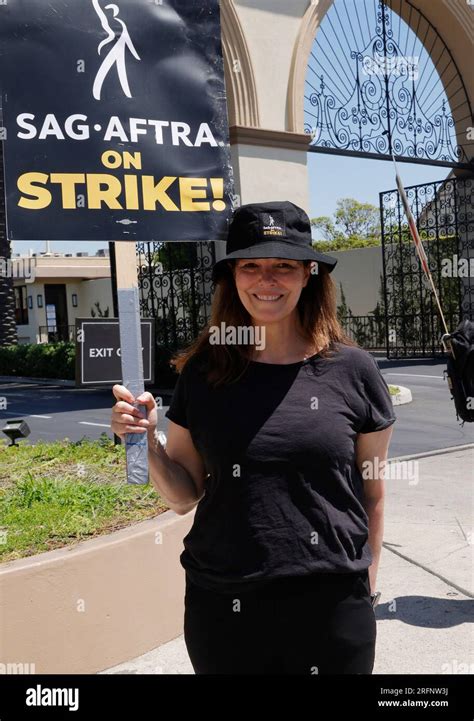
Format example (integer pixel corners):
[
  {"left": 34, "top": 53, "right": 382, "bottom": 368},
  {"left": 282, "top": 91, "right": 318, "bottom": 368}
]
[{"left": 109, "top": 241, "right": 121, "bottom": 446}]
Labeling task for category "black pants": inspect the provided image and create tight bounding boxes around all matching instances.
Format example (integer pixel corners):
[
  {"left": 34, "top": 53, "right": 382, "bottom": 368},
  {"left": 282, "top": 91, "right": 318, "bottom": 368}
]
[{"left": 184, "top": 569, "right": 377, "bottom": 675}]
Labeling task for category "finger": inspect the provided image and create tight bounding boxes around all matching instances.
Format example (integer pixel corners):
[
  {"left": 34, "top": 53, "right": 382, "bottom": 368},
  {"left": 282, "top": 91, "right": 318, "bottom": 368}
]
[
  {"left": 112, "top": 384, "right": 135, "bottom": 403},
  {"left": 118, "top": 413, "right": 150, "bottom": 426},
  {"left": 135, "top": 392, "right": 156, "bottom": 411},
  {"left": 112, "top": 401, "right": 145, "bottom": 418},
  {"left": 111, "top": 421, "right": 148, "bottom": 435},
  {"left": 111, "top": 423, "right": 127, "bottom": 438}
]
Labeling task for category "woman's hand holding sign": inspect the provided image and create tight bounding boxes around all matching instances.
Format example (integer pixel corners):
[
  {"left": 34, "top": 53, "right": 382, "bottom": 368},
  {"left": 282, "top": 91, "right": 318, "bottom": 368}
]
[
  {"left": 111, "top": 385, "right": 158, "bottom": 441},
  {"left": 110, "top": 384, "right": 206, "bottom": 515}
]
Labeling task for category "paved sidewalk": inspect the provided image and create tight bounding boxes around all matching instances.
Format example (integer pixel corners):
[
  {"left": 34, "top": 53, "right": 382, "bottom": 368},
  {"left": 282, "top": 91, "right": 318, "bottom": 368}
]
[{"left": 99, "top": 446, "right": 473, "bottom": 675}]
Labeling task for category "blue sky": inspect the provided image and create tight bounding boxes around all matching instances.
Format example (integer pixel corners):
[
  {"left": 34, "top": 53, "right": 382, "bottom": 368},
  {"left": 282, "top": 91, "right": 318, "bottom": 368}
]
[
  {"left": 308, "top": 153, "right": 449, "bottom": 238},
  {"left": 12, "top": 153, "right": 449, "bottom": 256}
]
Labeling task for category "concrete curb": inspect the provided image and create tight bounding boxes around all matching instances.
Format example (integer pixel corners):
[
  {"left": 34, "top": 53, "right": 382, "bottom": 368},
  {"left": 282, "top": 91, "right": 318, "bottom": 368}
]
[{"left": 388, "top": 443, "right": 474, "bottom": 462}]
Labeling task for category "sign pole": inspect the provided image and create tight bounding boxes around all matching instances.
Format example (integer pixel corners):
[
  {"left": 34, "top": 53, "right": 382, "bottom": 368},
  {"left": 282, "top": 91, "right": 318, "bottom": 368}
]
[
  {"left": 109, "top": 241, "right": 121, "bottom": 447},
  {"left": 109, "top": 241, "right": 119, "bottom": 321},
  {"left": 115, "top": 241, "right": 149, "bottom": 485}
]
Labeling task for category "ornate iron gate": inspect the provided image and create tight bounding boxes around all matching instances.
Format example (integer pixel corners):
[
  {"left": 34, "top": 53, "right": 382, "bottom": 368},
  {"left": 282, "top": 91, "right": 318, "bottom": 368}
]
[
  {"left": 304, "top": 0, "right": 471, "bottom": 169},
  {"left": 380, "top": 175, "right": 473, "bottom": 357},
  {"left": 135, "top": 240, "right": 216, "bottom": 355}
]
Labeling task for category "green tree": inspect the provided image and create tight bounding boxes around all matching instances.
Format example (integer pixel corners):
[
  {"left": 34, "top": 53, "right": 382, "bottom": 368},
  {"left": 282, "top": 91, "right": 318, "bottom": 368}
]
[
  {"left": 311, "top": 198, "right": 381, "bottom": 250},
  {"left": 153, "top": 243, "right": 198, "bottom": 272},
  {"left": 336, "top": 283, "right": 352, "bottom": 324},
  {"left": 334, "top": 198, "right": 380, "bottom": 239},
  {"left": 311, "top": 216, "right": 344, "bottom": 243}
]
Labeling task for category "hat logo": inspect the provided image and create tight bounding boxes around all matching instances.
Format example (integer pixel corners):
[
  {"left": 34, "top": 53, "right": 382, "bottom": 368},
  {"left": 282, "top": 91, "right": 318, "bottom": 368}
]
[{"left": 261, "top": 211, "right": 285, "bottom": 237}]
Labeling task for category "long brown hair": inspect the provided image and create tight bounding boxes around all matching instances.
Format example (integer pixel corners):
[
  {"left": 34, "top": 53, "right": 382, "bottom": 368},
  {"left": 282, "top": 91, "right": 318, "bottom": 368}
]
[{"left": 169, "top": 259, "right": 357, "bottom": 388}]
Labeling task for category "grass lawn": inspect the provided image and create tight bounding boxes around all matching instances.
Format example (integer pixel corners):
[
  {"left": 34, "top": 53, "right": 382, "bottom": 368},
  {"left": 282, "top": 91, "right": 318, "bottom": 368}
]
[
  {"left": 0, "top": 433, "right": 168, "bottom": 564},
  {"left": 388, "top": 385, "right": 401, "bottom": 395}
]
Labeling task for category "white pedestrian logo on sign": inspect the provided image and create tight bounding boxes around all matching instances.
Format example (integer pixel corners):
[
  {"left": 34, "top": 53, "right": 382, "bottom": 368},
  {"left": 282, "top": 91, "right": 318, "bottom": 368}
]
[{"left": 92, "top": 0, "right": 141, "bottom": 100}]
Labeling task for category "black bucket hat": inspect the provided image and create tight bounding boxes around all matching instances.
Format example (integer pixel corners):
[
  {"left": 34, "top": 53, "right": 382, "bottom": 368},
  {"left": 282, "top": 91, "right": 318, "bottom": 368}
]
[{"left": 212, "top": 200, "right": 338, "bottom": 284}]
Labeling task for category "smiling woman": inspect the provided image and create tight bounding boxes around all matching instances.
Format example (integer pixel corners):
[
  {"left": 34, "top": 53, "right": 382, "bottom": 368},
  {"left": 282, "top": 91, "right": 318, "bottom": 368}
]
[{"left": 111, "top": 199, "right": 397, "bottom": 675}]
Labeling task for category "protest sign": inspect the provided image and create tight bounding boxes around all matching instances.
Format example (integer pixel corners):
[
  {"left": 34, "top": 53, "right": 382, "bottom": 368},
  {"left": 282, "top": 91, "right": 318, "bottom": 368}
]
[{"left": 0, "top": 0, "right": 234, "bottom": 242}]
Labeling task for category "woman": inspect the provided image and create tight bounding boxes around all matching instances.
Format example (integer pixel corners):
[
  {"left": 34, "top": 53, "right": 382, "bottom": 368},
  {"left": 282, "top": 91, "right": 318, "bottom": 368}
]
[{"left": 110, "top": 200, "right": 396, "bottom": 675}]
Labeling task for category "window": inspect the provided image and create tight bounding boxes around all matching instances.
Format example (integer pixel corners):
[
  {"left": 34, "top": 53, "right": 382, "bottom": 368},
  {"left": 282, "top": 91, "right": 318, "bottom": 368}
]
[{"left": 14, "top": 286, "right": 28, "bottom": 325}]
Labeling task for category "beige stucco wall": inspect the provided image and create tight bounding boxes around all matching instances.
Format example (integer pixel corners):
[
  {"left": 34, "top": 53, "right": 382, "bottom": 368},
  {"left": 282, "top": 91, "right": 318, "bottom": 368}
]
[
  {"left": 78, "top": 278, "right": 114, "bottom": 319},
  {"left": 230, "top": 0, "right": 473, "bottom": 144},
  {"left": 229, "top": 144, "right": 311, "bottom": 207},
  {"left": 13, "top": 280, "right": 42, "bottom": 345},
  {"left": 331, "top": 246, "right": 385, "bottom": 316},
  {"left": 11, "top": 257, "right": 114, "bottom": 343}
]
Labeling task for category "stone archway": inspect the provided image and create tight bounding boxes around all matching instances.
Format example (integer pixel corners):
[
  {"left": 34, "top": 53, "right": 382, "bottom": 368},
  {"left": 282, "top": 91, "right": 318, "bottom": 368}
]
[
  {"left": 220, "top": 0, "right": 261, "bottom": 128},
  {"left": 287, "top": 0, "right": 333, "bottom": 134}
]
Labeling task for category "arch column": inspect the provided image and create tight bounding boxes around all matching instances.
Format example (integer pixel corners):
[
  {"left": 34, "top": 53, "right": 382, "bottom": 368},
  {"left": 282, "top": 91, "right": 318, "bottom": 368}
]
[{"left": 218, "top": 0, "right": 313, "bottom": 258}]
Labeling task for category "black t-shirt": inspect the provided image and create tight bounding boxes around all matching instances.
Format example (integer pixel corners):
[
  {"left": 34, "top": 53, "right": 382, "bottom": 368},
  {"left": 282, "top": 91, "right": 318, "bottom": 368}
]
[{"left": 164, "top": 342, "right": 396, "bottom": 594}]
